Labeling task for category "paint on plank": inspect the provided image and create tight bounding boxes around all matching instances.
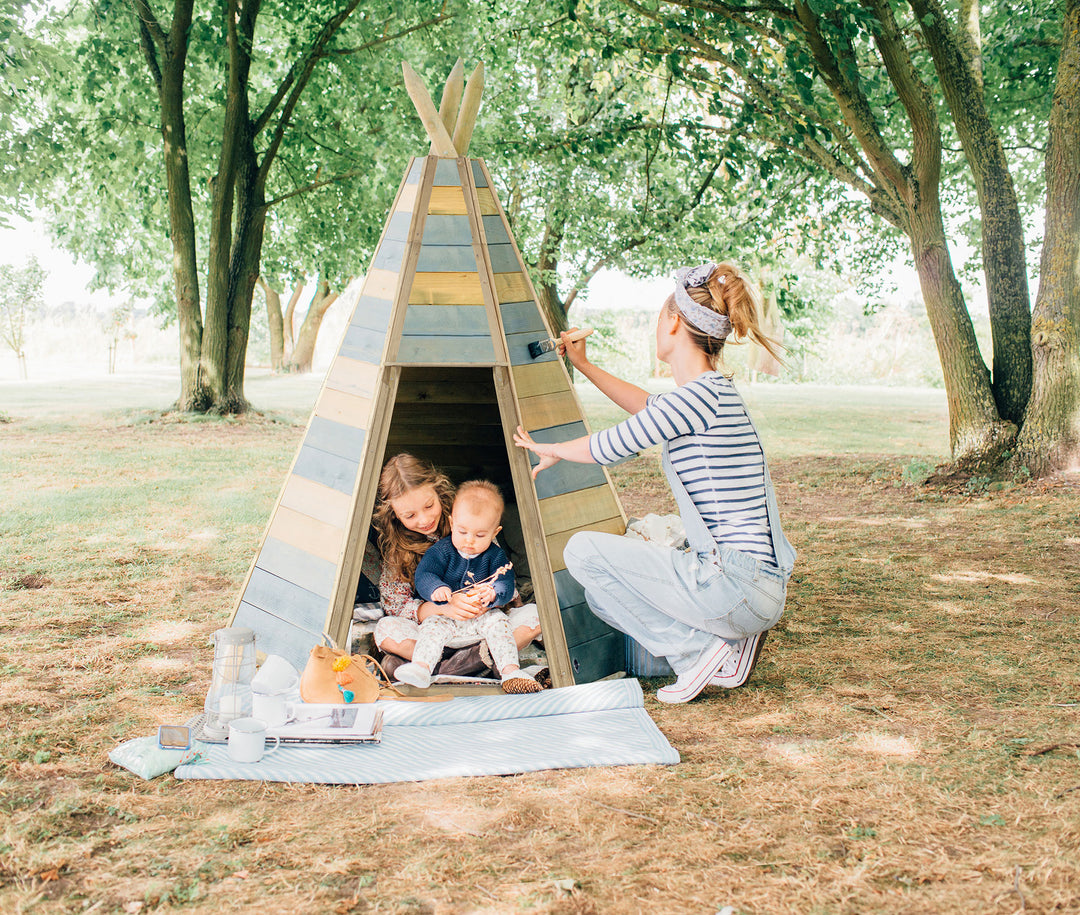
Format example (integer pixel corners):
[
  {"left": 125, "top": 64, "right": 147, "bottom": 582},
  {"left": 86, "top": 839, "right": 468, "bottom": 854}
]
[
  {"left": 254, "top": 537, "right": 338, "bottom": 601},
  {"left": 348, "top": 296, "right": 394, "bottom": 334},
  {"left": 405, "top": 158, "right": 424, "bottom": 184},
  {"left": 433, "top": 158, "right": 461, "bottom": 185},
  {"left": 487, "top": 244, "right": 520, "bottom": 274},
  {"left": 384, "top": 210, "right": 415, "bottom": 243},
  {"left": 499, "top": 300, "right": 546, "bottom": 334},
  {"left": 422, "top": 215, "right": 475, "bottom": 246},
  {"left": 233, "top": 602, "right": 324, "bottom": 673},
  {"left": 292, "top": 444, "right": 359, "bottom": 495},
  {"left": 397, "top": 336, "right": 496, "bottom": 364},
  {"left": 505, "top": 330, "right": 558, "bottom": 366},
  {"left": 415, "top": 245, "right": 477, "bottom": 272},
  {"left": 372, "top": 239, "right": 407, "bottom": 273},
  {"left": 481, "top": 214, "right": 511, "bottom": 245},
  {"left": 470, "top": 159, "right": 487, "bottom": 187},
  {"left": 304, "top": 415, "right": 367, "bottom": 461},
  {"left": 402, "top": 304, "right": 490, "bottom": 337}
]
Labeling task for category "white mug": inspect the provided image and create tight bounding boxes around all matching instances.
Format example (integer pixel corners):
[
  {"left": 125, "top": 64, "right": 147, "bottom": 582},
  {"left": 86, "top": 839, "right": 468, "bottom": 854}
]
[
  {"left": 227, "top": 717, "right": 280, "bottom": 763},
  {"left": 251, "top": 690, "right": 289, "bottom": 729}
]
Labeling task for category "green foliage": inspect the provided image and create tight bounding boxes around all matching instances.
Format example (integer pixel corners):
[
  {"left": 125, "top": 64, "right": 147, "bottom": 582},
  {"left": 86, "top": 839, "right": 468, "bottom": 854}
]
[{"left": 0, "top": 255, "right": 46, "bottom": 356}]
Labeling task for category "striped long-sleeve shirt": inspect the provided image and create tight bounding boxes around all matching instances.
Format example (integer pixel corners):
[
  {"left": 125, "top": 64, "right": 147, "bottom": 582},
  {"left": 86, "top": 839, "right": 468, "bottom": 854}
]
[{"left": 588, "top": 372, "right": 776, "bottom": 565}]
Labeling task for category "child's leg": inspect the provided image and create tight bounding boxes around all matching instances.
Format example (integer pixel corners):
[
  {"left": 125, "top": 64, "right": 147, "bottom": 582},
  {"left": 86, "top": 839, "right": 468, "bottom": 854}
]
[
  {"left": 395, "top": 616, "right": 459, "bottom": 688},
  {"left": 475, "top": 611, "right": 521, "bottom": 675}
]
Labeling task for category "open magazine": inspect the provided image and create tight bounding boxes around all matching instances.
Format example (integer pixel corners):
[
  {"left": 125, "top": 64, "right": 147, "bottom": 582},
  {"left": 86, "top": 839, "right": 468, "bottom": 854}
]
[{"left": 267, "top": 703, "right": 383, "bottom": 745}]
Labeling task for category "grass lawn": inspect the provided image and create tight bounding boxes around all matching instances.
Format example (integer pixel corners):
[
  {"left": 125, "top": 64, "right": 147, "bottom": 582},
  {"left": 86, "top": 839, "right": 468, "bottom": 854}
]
[{"left": 1, "top": 371, "right": 1078, "bottom": 914}]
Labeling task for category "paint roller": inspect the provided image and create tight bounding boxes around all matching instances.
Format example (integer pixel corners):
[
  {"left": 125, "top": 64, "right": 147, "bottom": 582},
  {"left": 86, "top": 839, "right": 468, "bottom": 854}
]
[{"left": 527, "top": 326, "right": 594, "bottom": 360}]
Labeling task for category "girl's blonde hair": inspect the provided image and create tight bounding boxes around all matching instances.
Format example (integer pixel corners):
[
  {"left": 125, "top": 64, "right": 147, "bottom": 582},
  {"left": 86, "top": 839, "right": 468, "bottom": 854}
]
[
  {"left": 373, "top": 453, "right": 455, "bottom": 582},
  {"left": 666, "top": 261, "right": 783, "bottom": 369}
]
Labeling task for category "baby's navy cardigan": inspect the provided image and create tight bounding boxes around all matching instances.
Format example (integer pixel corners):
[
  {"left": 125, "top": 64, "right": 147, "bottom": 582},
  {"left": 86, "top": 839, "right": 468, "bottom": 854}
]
[{"left": 413, "top": 536, "right": 515, "bottom": 607}]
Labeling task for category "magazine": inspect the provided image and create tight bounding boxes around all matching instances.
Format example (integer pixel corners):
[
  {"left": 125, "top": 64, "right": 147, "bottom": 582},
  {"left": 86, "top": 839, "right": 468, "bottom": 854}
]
[{"left": 267, "top": 703, "right": 383, "bottom": 745}]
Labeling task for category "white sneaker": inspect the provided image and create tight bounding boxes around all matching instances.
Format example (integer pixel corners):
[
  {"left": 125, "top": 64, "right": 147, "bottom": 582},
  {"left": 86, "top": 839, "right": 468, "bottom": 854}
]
[
  {"left": 711, "top": 632, "right": 767, "bottom": 688},
  {"left": 394, "top": 662, "right": 432, "bottom": 689},
  {"left": 656, "top": 640, "right": 733, "bottom": 704}
]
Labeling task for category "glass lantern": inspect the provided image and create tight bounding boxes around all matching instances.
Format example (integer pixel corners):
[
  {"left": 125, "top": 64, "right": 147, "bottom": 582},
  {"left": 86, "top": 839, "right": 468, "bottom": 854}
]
[{"left": 202, "top": 627, "right": 257, "bottom": 739}]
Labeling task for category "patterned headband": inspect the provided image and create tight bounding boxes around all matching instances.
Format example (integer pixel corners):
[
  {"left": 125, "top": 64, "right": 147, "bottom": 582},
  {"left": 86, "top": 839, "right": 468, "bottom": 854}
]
[{"left": 674, "top": 262, "right": 732, "bottom": 340}]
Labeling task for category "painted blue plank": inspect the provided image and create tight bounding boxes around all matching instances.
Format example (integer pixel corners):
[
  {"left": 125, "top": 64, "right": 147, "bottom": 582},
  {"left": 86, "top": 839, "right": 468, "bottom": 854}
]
[
  {"left": 531, "top": 421, "right": 589, "bottom": 445},
  {"left": 434, "top": 158, "right": 461, "bottom": 185},
  {"left": 415, "top": 245, "right": 477, "bottom": 272},
  {"left": 470, "top": 159, "right": 488, "bottom": 187},
  {"left": 402, "top": 305, "right": 489, "bottom": 336},
  {"left": 569, "top": 631, "right": 626, "bottom": 683},
  {"left": 372, "top": 238, "right": 407, "bottom": 272},
  {"left": 339, "top": 325, "right": 386, "bottom": 364},
  {"left": 488, "top": 244, "right": 520, "bottom": 274},
  {"left": 506, "top": 330, "right": 557, "bottom": 365},
  {"left": 562, "top": 600, "right": 618, "bottom": 647},
  {"left": 292, "top": 444, "right": 358, "bottom": 495},
  {"left": 405, "top": 158, "right": 424, "bottom": 185},
  {"left": 349, "top": 296, "right": 394, "bottom": 334},
  {"left": 422, "top": 215, "right": 474, "bottom": 246},
  {"left": 499, "top": 300, "right": 546, "bottom": 334},
  {"left": 481, "top": 214, "right": 511, "bottom": 245},
  {"left": 526, "top": 421, "right": 612, "bottom": 498},
  {"left": 554, "top": 567, "right": 587, "bottom": 609},
  {"left": 385, "top": 210, "right": 415, "bottom": 244},
  {"left": 233, "top": 602, "right": 322, "bottom": 674},
  {"left": 304, "top": 416, "right": 367, "bottom": 462},
  {"left": 242, "top": 567, "right": 329, "bottom": 634},
  {"left": 255, "top": 537, "right": 338, "bottom": 601},
  {"left": 397, "top": 335, "right": 496, "bottom": 364}
]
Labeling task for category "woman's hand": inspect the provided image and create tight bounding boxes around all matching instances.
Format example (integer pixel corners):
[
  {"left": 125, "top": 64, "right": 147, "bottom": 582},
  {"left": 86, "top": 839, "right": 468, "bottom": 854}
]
[
  {"left": 466, "top": 582, "right": 496, "bottom": 608},
  {"left": 513, "top": 425, "right": 562, "bottom": 480},
  {"left": 439, "top": 590, "right": 486, "bottom": 621},
  {"left": 557, "top": 327, "right": 590, "bottom": 371}
]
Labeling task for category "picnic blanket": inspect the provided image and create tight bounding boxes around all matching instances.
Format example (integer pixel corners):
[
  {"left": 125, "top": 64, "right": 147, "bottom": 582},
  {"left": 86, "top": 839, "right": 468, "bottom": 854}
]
[{"left": 174, "top": 678, "right": 678, "bottom": 784}]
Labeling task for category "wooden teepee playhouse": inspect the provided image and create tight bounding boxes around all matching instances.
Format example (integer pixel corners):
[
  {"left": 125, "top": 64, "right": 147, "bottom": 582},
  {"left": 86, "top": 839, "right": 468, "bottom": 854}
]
[{"left": 228, "top": 61, "right": 628, "bottom": 689}]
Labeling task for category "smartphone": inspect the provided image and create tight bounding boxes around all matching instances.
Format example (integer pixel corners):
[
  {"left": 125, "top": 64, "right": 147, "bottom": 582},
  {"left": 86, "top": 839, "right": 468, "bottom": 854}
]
[{"left": 157, "top": 725, "right": 192, "bottom": 750}]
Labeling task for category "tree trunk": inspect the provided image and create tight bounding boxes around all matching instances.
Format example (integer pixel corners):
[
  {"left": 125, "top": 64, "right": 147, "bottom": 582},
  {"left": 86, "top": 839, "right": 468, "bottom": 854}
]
[
  {"left": 258, "top": 277, "right": 285, "bottom": 371},
  {"left": 283, "top": 276, "right": 305, "bottom": 358},
  {"left": 912, "top": 0, "right": 1032, "bottom": 427},
  {"left": 1014, "top": 0, "right": 1080, "bottom": 475},
  {"left": 907, "top": 205, "right": 1016, "bottom": 463},
  {"left": 287, "top": 277, "right": 338, "bottom": 373}
]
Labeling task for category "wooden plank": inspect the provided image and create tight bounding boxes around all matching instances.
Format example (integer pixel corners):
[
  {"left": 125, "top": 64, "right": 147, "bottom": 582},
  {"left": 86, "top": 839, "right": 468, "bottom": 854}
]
[
  {"left": 433, "top": 158, "right": 461, "bottom": 185},
  {"left": 530, "top": 458, "right": 609, "bottom": 501},
  {"left": 338, "top": 325, "right": 385, "bottom": 364},
  {"left": 372, "top": 238, "right": 407, "bottom": 273},
  {"left": 396, "top": 336, "right": 496, "bottom": 364},
  {"left": 553, "top": 568, "right": 587, "bottom": 609},
  {"left": 421, "top": 214, "right": 474, "bottom": 245},
  {"left": 518, "top": 390, "right": 582, "bottom": 431},
  {"left": 494, "top": 272, "right": 532, "bottom": 304},
  {"left": 292, "top": 445, "right": 358, "bottom": 495},
  {"left": 546, "top": 516, "right": 626, "bottom": 573},
  {"left": 386, "top": 422, "right": 503, "bottom": 447},
  {"left": 347, "top": 297, "right": 394, "bottom": 334},
  {"left": 278, "top": 475, "right": 354, "bottom": 529},
  {"left": 313, "top": 388, "right": 373, "bottom": 429},
  {"left": 499, "top": 300, "right": 546, "bottom": 334},
  {"left": 242, "top": 567, "right": 328, "bottom": 634},
  {"left": 390, "top": 400, "right": 500, "bottom": 423},
  {"left": 487, "top": 243, "right": 520, "bottom": 274},
  {"left": 427, "top": 186, "right": 469, "bottom": 215},
  {"left": 255, "top": 537, "right": 338, "bottom": 600},
  {"left": 324, "top": 356, "right": 379, "bottom": 399},
  {"left": 560, "top": 600, "right": 619, "bottom": 648},
  {"left": 475, "top": 187, "right": 499, "bottom": 215},
  {"left": 362, "top": 268, "right": 398, "bottom": 301},
  {"left": 304, "top": 415, "right": 367, "bottom": 461},
  {"left": 415, "top": 245, "right": 477, "bottom": 272},
  {"left": 407, "top": 272, "right": 484, "bottom": 305},
  {"left": 394, "top": 183, "right": 418, "bottom": 213},
  {"left": 469, "top": 159, "right": 487, "bottom": 187},
  {"left": 269, "top": 505, "right": 346, "bottom": 565},
  {"left": 405, "top": 157, "right": 424, "bottom": 184},
  {"left": 233, "top": 602, "right": 325, "bottom": 672},
  {"left": 402, "top": 304, "right": 489, "bottom": 336},
  {"left": 384, "top": 210, "right": 414, "bottom": 243},
  {"left": 511, "top": 360, "right": 569, "bottom": 399},
  {"left": 505, "top": 330, "right": 557, "bottom": 366},
  {"left": 568, "top": 631, "right": 626, "bottom": 684},
  {"left": 396, "top": 378, "right": 497, "bottom": 404},
  {"left": 481, "top": 214, "right": 511, "bottom": 245},
  {"left": 539, "top": 484, "right": 624, "bottom": 536}
]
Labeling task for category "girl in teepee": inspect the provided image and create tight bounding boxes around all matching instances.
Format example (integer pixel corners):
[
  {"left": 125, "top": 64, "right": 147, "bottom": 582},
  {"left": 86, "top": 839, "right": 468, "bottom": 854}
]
[{"left": 514, "top": 261, "right": 795, "bottom": 704}]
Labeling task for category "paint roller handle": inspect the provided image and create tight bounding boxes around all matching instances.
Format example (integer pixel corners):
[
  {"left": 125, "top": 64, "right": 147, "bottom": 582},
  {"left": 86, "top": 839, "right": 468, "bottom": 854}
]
[{"left": 558, "top": 326, "right": 594, "bottom": 368}]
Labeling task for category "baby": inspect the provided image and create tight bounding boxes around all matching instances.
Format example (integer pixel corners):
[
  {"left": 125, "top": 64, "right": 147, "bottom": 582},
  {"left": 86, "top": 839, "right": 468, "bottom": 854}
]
[{"left": 394, "top": 480, "right": 541, "bottom": 694}]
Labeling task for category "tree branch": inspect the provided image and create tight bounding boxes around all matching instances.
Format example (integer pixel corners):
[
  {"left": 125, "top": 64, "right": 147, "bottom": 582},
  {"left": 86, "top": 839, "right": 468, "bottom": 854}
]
[{"left": 263, "top": 167, "right": 367, "bottom": 208}]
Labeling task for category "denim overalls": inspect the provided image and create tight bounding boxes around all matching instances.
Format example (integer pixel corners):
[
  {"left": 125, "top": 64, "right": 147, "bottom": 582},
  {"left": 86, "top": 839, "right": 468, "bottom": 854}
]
[{"left": 563, "top": 393, "right": 796, "bottom": 677}]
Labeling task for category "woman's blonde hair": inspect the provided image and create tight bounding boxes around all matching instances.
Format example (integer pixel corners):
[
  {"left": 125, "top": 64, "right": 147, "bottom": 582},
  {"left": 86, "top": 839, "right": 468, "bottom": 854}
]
[
  {"left": 666, "top": 261, "right": 783, "bottom": 370},
  {"left": 373, "top": 453, "right": 455, "bottom": 582}
]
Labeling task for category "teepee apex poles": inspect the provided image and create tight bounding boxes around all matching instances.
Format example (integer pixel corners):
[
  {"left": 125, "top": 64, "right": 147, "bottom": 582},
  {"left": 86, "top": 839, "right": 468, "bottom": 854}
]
[{"left": 403, "top": 59, "right": 484, "bottom": 157}]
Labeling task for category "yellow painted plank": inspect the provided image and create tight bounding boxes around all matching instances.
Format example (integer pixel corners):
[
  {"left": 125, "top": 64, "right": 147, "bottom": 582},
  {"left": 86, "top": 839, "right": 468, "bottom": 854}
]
[
  {"left": 395, "top": 183, "right": 418, "bottom": 213},
  {"left": 313, "top": 388, "right": 374, "bottom": 429},
  {"left": 363, "top": 268, "right": 398, "bottom": 301},
  {"left": 546, "top": 517, "right": 626, "bottom": 573},
  {"left": 494, "top": 272, "right": 532, "bottom": 303},
  {"left": 407, "top": 272, "right": 484, "bottom": 305},
  {"left": 269, "top": 505, "right": 346, "bottom": 566},
  {"left": 279, "top": 475, "right": 354, "bottom": 530},
  {"left": 427, "top": 186, "right": 469, "bottom": 215},
  {"left": 324, "top": 356, "right": 379, "bottom": 399},
  {"left": 539, "top": 485, "right": 624, "bottom": 536},
  {"left": 518, "top": 390, "right": 582, "bottom": 431},
  {"left": 476, "top": 187, "right": 499, "bottom": 215},
  {"left": 511, "top": 360, "right": 570, "bottom": 399}
]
